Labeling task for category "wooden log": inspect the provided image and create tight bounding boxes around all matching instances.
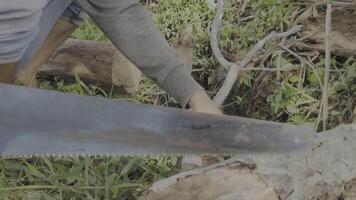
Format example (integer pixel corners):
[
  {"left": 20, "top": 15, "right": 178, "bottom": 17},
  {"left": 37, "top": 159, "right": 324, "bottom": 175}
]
[
  {"left": 140, "top": 162, "right": 278, "bottom": 200},
  {"left": 38, "top": 25, "right": 195, "bottom": 94},
  {"left": 139, "top": 124, "right": 356, "bottom": 200},
  {"left": 298, "top": 10, "right": 356, "bottom": 57},
  {"left": 38, "top": 38, "right": 141, "bottom": 94}
]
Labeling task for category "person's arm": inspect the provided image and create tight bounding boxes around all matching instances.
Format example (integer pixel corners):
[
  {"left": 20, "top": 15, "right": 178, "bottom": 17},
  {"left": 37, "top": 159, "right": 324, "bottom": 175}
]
[{"left": 77, "top": 0, "right": 221, "bottom": 114}]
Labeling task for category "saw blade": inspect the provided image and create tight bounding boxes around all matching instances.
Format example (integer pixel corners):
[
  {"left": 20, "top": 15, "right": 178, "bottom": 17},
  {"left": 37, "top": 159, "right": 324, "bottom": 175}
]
[{"left": 0, "top": 84, "right": 313, "bottom": 158}]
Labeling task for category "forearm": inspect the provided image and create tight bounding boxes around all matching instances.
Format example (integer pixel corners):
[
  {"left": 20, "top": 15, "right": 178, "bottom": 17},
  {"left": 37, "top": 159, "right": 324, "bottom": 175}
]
[{"left": 77, "top": 0, "right": 204, "bottom": 107}]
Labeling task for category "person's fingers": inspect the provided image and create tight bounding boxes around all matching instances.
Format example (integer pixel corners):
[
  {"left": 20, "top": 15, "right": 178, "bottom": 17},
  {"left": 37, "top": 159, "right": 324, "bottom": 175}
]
[{"left": 188, "top": 91, "right": 222, "bottom": 115}]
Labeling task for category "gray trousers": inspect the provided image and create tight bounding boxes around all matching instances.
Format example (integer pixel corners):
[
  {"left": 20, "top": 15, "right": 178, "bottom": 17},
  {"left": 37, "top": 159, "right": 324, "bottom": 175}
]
[{"left": 17, "top": 0, "right": 88, "bottom": 69}]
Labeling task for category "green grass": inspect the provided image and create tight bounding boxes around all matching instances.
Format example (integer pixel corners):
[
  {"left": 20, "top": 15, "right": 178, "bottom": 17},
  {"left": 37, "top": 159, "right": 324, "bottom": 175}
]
[
  {"left": 1, "top": 0, "right": 355, "bottom": 199},
  {"left": 0, "top": 156, "right": 179, "bottom": 199}
]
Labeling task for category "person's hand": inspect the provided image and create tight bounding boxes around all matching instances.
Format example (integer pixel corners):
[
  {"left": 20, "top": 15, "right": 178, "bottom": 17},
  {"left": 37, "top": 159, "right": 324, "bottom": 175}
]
[{"left": 188, "top": 91, "right": 222, "bottom": 115}]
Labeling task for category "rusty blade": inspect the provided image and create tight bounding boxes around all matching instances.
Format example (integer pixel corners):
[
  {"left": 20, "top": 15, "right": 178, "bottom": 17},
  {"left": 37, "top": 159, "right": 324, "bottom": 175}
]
[{"left": 0, "top": 84, "right": 313, "bottom": 157}]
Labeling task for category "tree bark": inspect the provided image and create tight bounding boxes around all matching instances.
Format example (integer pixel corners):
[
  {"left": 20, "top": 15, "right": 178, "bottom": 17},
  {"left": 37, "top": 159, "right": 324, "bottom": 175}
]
[
  {"left": 298, "top": 10, "right": 356, "bottom": 57},
  {"left": 38, "top": 38, "right": 141, "bottom": 93}
]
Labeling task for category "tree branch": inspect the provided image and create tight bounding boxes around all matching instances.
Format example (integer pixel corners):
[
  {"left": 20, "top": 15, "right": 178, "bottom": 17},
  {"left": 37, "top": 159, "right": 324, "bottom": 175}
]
[
  {"left": 210, "top": 0, "right": 303, "bottom": 106},
  {"left": 209, "top": 0, "right": 231, "bottom": 69},
  {"left": 322, "top": 3, "right": 332, "bottom": 131}
]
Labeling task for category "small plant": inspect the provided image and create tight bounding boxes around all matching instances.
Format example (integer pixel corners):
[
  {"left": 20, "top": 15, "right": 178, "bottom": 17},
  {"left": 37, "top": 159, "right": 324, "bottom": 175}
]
[{"left": 0, "top": 156, "right": 179, "bottom": 199}]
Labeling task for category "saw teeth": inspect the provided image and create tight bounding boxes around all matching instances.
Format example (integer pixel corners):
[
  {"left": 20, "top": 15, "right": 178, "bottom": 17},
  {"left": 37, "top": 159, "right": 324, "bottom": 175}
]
[
  {"left": 1, "top": 152, "right": 267, "bottom": 159},
  {"left": 1, "top": 150, "right": 304, "bottom": 159}
]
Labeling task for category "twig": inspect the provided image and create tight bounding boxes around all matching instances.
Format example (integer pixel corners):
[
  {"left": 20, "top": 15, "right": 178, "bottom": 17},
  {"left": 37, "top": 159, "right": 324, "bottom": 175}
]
[
  {"left": 240, "top": 15, "right": 255, "bottom": 22},
  {"left": 321, "top": 3, "right": 332, "bottom": 131},
  {"left": 210, "top": 0, "right": 303, "bottom": 106},
  {"left": 240, "top": 66, "right": 300, "bottom": 71},
  {"left": 239, "top": 0, "right": 251, "bottom": 17},
  {"left": 280, "top": 45, "right": 324, "bottom": 89}
]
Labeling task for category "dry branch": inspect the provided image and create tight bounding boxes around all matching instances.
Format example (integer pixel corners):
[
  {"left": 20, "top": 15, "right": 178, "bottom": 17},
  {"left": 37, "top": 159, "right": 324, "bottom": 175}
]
[
  {"left": 322, "top": 3, "right": 332, "bottom": 131},
  {"left": 210, "top": 0, "right": 302, "bottom": 106}
]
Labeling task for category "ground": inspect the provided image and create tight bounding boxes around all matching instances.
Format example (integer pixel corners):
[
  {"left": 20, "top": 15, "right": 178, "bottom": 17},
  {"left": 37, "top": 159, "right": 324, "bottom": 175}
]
[{"left": 0, "top": 0, "right": 355, "bottom": 199}]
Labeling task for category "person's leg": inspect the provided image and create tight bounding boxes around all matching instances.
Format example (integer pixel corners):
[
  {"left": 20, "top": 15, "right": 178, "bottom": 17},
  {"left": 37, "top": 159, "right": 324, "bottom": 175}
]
[
  {"left": 13, "top": 0, "right": 76, "bottom": 87},
  {"left": 15, "top": 20, "right": 78, "bottom": 86},
  {"left": 0, "top": 62, "right": 17, "bottom": 83},
  {"left": 0, "top": 0, "right": 48, "bottom": 83}
]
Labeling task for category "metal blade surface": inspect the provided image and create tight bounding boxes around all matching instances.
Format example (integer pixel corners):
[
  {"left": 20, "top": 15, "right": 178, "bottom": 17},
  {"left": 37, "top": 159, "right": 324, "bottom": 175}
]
[{"left": 0, "top": 84, "right": 313, "bottom": 157}]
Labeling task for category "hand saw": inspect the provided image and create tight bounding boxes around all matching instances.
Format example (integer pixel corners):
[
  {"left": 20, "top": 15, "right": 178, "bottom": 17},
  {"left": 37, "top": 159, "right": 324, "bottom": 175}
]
[{"left": 0, "top": 83, "right": 312, "bottom": 157}]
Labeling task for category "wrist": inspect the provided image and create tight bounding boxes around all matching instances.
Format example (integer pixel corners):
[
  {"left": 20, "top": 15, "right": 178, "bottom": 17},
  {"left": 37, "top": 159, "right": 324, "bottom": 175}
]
[{"left": 189, "top": 91, "right": 204, "bottom": 107}]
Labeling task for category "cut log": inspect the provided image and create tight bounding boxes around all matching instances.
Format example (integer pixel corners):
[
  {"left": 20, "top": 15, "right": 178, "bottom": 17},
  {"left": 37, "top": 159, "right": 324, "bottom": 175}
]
[
  {"left": 299, "top": 10, "right": 356, "bottom": 57},
  {"left": 38, "top": 25, "right": 195, "bottom": 94},
  {"left": 38, "top": 38, "right": 141, "bottom": 94},
  {"left": 139, "top": 124, "right": 356, "bottom": 200},
  {"left": 140, "top": 161, "right": 278, "bottom": 200}
]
